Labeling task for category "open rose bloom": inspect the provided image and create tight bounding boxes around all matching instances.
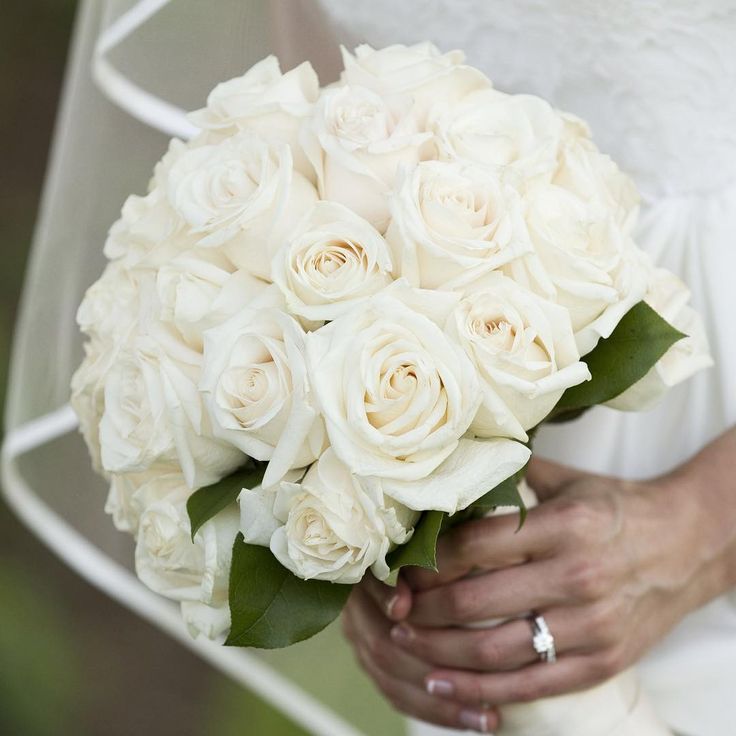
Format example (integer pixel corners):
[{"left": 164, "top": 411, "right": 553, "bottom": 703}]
[{"left": 72, "top": 43, "right": 710, "bottom": 654}]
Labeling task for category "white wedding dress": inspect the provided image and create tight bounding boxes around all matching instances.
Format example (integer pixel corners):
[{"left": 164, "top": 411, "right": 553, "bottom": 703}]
[
  {"left": 2, "top": 2, "right": 734, "bottom": 736},
  {"left": 314, "top": 2, "right": 736, "bottom": 735}
]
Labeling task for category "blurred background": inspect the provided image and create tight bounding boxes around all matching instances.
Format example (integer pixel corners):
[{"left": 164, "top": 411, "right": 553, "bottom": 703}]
[{"left": 0, "top": 2, "right": 347, "bottom": 734}]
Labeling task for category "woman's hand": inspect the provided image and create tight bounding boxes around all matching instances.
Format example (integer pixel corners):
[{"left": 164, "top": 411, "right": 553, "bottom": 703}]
[
  {"left": 342, "top": 428, "right": 736, "bottom": 732},
  {"left": 342, "top": 575, "right": 501, "bottom": 733},
  {"left": 390, "top": 458, "right": 714, "bottom": 709}
]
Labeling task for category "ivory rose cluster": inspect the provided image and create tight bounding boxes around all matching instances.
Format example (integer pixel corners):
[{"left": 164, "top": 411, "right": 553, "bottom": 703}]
[{"left": 71, "top": 43, "right": 710, "bottom": 639}]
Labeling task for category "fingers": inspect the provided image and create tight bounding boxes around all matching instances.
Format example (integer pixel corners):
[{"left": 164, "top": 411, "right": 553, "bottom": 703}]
[
  {"left": 390, "top": 607, "right": 593, "bottom": 672},
  {"left": 359, "top": 572, "right": 412, "bottom": 621},
  {"left": 408, "top": 560, "right": 569, "bottom": 626},
  {"left": 343, "top": 587, "right": 500, "bottom": 732},
  {"left": 406, "top": 509, "right": 557, "bottom": 591},
  {"left": 423, "top": 650, "right": 623, "bottom": 707},
  {"left": 526, "top": 456, "right": 589, "bottom": 500},
  {"left": 355, "top": 645, "right": 500, "bottom": 733},
  {"left": 343, "top": 587, "right": 427, "bottom": 685}
]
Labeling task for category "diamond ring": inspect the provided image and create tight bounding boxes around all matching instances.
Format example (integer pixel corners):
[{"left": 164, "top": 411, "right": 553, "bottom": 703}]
[{"left": 529, "top": 613, "right": 557, "bottom": 663}]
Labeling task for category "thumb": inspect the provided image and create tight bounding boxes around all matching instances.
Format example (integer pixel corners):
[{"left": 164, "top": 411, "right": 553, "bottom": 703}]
[
  {"left": 360, "top": 572, "right": 413, "bottom": 622},
  {"left": 525, "top": 455, "right": 590, "bottom": 500}
]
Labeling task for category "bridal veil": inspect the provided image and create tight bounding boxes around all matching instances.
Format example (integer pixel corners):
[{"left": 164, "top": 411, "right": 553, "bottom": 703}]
[{"left": 1, "top": 2, "right": 397, "bottom": 734}]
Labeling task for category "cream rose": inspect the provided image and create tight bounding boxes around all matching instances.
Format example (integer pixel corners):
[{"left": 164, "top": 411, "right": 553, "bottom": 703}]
[
  {"left": 76, "top": 261, "right": 145, "bottom": 344},
  {"left": 188, "top": 56, "right": 319, "bottom": 179},
  {"left": 450, "top": 272, "right": 590, "bottom": 440},
  {"left": 105, "top": 470, "right": 184, "bottom": 534},
  {"left": 554, "top": 137, "right": 640, "bottom": 234},
  {"left": 135, "top": 484, "right": 239, "bottom": 606},
  {"left": 606, "top": 268, "right": 712, "bottom": 411},
  {"left": 431, "top": 88, "right": 568, "bottom": 181},
  {"left": 301, "top": 84, "right": 432, "bottom": 230},
  {"left": 240, "top": 448, "right": 418, "bottom": 583},
  {"left": 200, "top": 304, "right": 325, "bottom": 488},
  {"left": 305, "top": 284, "right": 530, "bottom": 512},
  {"left": 71, "top": 344, "right": 112, "bottom": 473},
  {"left": 180, "top": 600, "right": 230, "bottom": 641},
  {"left": 340, "top": 43, "right": 489, "bottom": 121},
  {"left": 272, "top": 201, "right": 393, "bottom": 322},
  {"left": 519, "top": 184, "right": 648, "bottom": 355},
  {"left": 167, "top": 131, "right": 318, "bottom": 279},
  {"left": 104, "top": 187, "right": 192, "bottom": 269},
  {"left": 98, "top": 334, "right": 243, "bottom": 489},
  {"left": 72, "top": 263, "right": 150, "bottom": 469},
  {"left": 156, "top": 250, "right": 270, "bottom": 351},
  {"left": 386, "top": 160, "right": 533, "bottom": 289}
]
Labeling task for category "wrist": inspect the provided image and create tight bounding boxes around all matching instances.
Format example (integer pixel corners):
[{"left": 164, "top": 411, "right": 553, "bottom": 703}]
[{"left": 657, "top": 462, "right": 736, "bottom": 608}]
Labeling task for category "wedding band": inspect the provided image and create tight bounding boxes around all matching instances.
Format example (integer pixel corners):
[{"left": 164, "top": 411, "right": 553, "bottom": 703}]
[{"left": 529, "top": 613, "right": 557, "bottom": 663}]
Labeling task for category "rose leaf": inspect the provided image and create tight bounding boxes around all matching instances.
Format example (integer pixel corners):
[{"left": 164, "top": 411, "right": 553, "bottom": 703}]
[
  {"left": 468, "top": 463, "right": 528, "bottom": 529},
  {"left": 386, "top": 510, "right": 445, "bottom": 573},
  {"left": 225, "top": 535, "right": 352, "bottom": 648},
  {"left": 549, "top": 301, "right": 685, "bottom": 422},
  {"left": 187, "top": 462, "right": 266, "bottom": 541}
]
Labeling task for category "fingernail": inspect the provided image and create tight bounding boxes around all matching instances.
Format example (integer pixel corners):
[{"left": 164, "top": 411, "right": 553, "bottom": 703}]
[
  {"left": 385, "top": 593, "right": 399, "bottom": 618},
  {"left": 426, "top": 678, "right": 454, "bottom": 696},
  {"left": 459, "top": 708, "right": 491, "bottom": 733},
  {"left": 390, "top": 623, "right": 413, "bottom": 644}
]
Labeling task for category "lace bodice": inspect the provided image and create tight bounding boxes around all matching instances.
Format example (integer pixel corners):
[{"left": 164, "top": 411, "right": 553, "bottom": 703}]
[{"left": 317, "top": 0, "right": 736, "bottom": 202}]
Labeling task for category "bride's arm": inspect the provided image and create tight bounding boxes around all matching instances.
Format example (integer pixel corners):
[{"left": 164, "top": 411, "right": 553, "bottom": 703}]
[{"left": 342, "top": 427, "right": 736, "bottom": 732}]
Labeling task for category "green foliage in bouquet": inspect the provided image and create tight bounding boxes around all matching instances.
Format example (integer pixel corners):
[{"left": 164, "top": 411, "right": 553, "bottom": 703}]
[
  {"left": 550, "top": 301, "right": 685, "bottom": 422},
  {"left": 187, "top": 461, "right": 267, "bottom": 541},
  {"left": 226, "top": 537, "right": 352, "bottom": 649},
  {"left": 186, "top": 300, "right": 685, "bottom": 649},
  {"left": 386, "top": 510, "right": 445, "bottom": 573}
]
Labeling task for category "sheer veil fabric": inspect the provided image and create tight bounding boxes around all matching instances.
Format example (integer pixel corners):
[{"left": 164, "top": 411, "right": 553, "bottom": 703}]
[{"left": 3, "top": 2, "right": 735, "bottom": 735}]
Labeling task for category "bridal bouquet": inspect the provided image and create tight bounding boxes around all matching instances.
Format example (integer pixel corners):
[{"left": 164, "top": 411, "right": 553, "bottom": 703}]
[{"left": 72, "top": 41, "right": 709, "bottom": 717}]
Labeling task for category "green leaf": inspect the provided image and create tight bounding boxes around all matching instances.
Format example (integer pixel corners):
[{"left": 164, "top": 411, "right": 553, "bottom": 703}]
[
  {"left": 187, "top": 463, "right": 266, "bottom": 541},
  {"left": 470, "top": 464, "right": 529, "bottom": 528},
  {"left": 386, "top": 510, "right": 445, "bottom": 572},
  {"left": 550, "top": 301, "right": 685, "bottom": 422},
  {"left": 225, "top": 535, "right": 352, "bottom": 649}
]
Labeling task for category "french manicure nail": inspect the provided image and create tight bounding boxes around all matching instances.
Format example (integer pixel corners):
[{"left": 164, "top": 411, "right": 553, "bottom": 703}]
[
  {"left": 459, "top": 708, "right": 491, "bottom": 733},
  {"left": 426, "top": 678, "right": 454, "bottom": 696},
  {"left": 385, "top": 593, "right": 399, "bottom": 618},
  {"left": 390, "top": 623, "right": 413, "bottom": 644}
]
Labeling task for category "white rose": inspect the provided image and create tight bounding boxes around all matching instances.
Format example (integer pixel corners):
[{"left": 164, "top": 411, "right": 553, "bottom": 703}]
[
  {"left": 301, "top": 85, "right": 432, "bottom": 230},
  {"left": 200, "top": 304, "right": 325, "bottom": 488},
  {"left": 156, "top": 250, "right": 270, "bottom": 351},
  {"left": 71, "top": 340, "right": 113, "bottom": 473},
  {"left": 272, "top": 201, "right": 393, "bottom": 322},
  {"left": 106, "top": 470, "right": 185, "bottom": 534},
  {"left": 135, "top": 484, "right": 239, "bottom": 605},
  {"left": 386, "top": 161, "right": 533, "bottom": 289},
  {"left": 431, "top": 89, "right": 567, "bottom": 180},
  {"left": 72, "top": 264, "right": 147, "bottom": 469},
  {"left": 188, "top": 56, "right": 319, "bottom": 179},
  {"left": 517, "top": 184, "right": 648, "bottom": 355},
  {"left": 104, "top": 187, "right": 192, "bottom": 269},
  {"left": 450, "top": 272, "right": 590, "bottom": 440},
  {"left": 305, "top": 284, "right": 530, "bottom": 512},
  {"left": 167, "top": 131, "right": 318, "bottom": 279},
  {"left": 76, "top": 261, "right": 144, "bottom": 343},
  {"left": 606, "top": 268, "right": 712, "bottom": 411},
  {"left": 240, "top": 449, "right": 418, "bottom": 583},
  {"left": 99, "top": 335, "right": 243, "bottom": 489},
  {"left": 340, "top": 43, "right": 489, "bottom": 120},
  {"left": 180, "top": 600, "right": 230, "bottom": 641},
  {"left": 554, "top": 137, "right": 640, "bottom": 235}
]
